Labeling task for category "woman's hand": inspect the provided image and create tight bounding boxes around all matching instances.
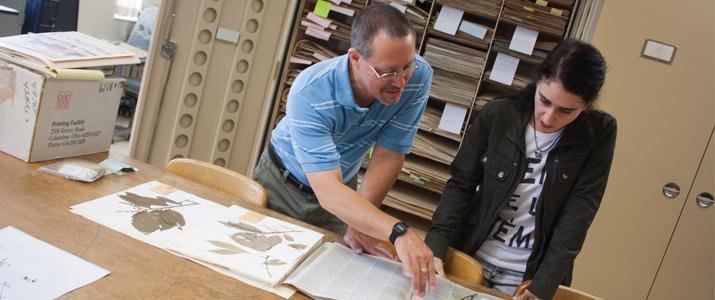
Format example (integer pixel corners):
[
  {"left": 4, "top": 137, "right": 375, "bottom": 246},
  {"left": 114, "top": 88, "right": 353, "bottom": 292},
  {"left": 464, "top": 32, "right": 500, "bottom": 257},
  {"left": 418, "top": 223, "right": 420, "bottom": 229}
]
[{"left": 513, "top": 289, "right": 542, "bottom": 300}]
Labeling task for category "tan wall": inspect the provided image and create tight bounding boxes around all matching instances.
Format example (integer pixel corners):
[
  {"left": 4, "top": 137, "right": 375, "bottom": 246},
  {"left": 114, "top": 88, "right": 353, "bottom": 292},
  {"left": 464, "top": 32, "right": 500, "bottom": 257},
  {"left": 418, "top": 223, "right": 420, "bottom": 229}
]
[{"left": 572, "top": 0, "right": 714, "bottom": 299}]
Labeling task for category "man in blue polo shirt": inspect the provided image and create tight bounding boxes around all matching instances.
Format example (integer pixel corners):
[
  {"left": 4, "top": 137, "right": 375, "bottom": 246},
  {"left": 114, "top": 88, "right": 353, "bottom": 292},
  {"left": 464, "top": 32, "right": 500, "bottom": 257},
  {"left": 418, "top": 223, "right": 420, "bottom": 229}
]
[{"left": 253, "top": 5, "right": 435, "bottom": 295}]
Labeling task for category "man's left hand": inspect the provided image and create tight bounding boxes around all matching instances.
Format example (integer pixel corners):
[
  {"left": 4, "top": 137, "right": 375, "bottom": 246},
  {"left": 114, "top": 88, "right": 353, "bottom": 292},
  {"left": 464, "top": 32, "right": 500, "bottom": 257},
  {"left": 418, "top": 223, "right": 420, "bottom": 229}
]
[{"left": 343, "top": 227, "right": 395, "bottom": 259}]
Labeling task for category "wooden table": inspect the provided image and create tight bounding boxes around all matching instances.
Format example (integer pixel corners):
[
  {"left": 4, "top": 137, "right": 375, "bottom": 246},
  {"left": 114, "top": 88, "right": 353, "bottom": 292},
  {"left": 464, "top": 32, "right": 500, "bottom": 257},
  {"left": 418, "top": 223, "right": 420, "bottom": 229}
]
[
  {"left": 0, "top": 151, "right": 507, "bottom": 299},
  {"left": 0, "top": 151, "right": 336, "bottom": 299}
]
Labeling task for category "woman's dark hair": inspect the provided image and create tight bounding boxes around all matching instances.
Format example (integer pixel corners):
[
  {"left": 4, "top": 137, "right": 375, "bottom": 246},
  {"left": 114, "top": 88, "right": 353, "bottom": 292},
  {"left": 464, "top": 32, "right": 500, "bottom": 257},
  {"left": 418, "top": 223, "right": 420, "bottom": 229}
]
[
  {"left": 351, "top": 4, "right": 414, "bottom": 58},
  {"left": 535, "top": 38, "right": 607, "bottom": 104}
]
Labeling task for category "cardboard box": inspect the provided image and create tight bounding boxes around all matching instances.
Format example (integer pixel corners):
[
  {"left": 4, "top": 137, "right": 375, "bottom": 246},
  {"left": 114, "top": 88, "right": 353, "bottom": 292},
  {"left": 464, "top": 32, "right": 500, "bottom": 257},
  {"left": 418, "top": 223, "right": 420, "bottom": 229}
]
[{"left": 0, "top": 62, "right": 123, "bottom": 162}]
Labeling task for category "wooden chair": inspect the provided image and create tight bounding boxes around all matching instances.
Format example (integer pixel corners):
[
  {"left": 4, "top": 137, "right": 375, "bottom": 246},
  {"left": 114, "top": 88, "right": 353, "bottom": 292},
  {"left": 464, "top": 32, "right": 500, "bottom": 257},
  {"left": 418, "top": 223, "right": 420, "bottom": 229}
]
[
  {"left": 372, "top": 238, "right": 484, "bottom": 290},
  {"left": 515, "top": 280, "right": 603, "bottom": 300},
  {"left": 165, "top": 158, "right": 267, "bottom": 208}
]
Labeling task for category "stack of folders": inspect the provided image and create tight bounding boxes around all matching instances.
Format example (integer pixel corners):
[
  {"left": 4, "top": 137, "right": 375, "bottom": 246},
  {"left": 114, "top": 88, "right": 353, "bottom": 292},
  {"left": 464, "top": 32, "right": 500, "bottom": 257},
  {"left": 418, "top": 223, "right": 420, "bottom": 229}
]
[
  {"left": 400, "top": 155, "right": 450, "bottom": 194},
  {"left": 423, "top": 37, "right": 483, "bottom": 116},
  {"left": 300, "top": 10, "right": 352, "bottom": 43},
  {"left": 420, "top": 106, "right": 462, "bottom": 141},
  {"left": 384, "top": 181, "right": 439, "bottom": 220},
  {"left": 440, "top": 0, "right": 502, "bottom": 19},
  {"left": 412, "top": 131, "right": 458, "bottom": 165},
  {"left": 372, "top": 0, "right": 429, "bottom": 46},
  {"left": 484, "top": 70, "right": 530, "bottom": 90},
  {"left": 430, "top": 69, "right": 478, "bottom": 107},
  {"left": 285, "top": 69, "right": 302, "bottom": 87},
  {"left": 279, "top": 88, "right": 290, "bottom": 113},
  {"left": 423, "top": 38, "right": 487, "bottom": 78},
  {"left": 492, "top": 36, "right": 548, "bottom": 64},
  {"left": 289, "top": 40, "right": 340, "bottom": 65},
  {"left": 501, "top": 0, "right": 571, "bottom": 36},
  {"left": 474, "top": 91, "right": 500, "bottom": 110},
  {"left": 428, "top": 17, "right": 493, "bottom": 50}
]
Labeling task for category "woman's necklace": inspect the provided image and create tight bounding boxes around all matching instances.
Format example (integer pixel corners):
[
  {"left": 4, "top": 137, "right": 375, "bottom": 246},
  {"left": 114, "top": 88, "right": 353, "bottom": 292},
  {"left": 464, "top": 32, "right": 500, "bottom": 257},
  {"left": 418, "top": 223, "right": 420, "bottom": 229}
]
[{"left": 533, "top": 117, "right": 564, "bottom": 159}]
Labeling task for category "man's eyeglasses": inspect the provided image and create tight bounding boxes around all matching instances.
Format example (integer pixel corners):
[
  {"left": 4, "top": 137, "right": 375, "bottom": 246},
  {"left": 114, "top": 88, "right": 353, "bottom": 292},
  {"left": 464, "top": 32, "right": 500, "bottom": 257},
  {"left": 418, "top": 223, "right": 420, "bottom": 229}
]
[{"left": 366, "top": 61, "right": 419, "bottom": 80}]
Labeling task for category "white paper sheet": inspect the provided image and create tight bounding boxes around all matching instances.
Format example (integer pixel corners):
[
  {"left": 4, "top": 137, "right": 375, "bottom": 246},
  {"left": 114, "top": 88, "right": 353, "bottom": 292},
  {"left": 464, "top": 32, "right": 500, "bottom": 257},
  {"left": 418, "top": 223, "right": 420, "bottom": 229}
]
[
  {"left": 438, "top": 103, "right": 468, "bottom": 135},
  {"left": 509, "top": 25, "right": 539, "bottom": 55},
  {"left": 70, "top": 181, "right": 228, "bottom": 247},
  {"left": 433, "top": 6, "right": 464, "bottom": 35},
  {"left": 305, "top": 27, "right": 331, "bottom": 41},
  {"left": 307, "top": 12, "right": 332, "bottom": 28},
  {"left": 459, "top": 20, "right": 489, "bottom": 39},
  {"left": 389, "top": 2, "right": 408, "bottom": 13},
  {"left": 330, "top": 5, "right": 354, "bottom": 17},
  {"left": 489, "top": 53, "right": 520, "bottom": 86},
  {"left": 0, "top": 226, "right": 110, "bottom": 300},
  {"left": 165, "top": 205, "right": 324, "bottom": 287},
  {"left": 70, "top": 182, "right": 300, "bottom": 299}
]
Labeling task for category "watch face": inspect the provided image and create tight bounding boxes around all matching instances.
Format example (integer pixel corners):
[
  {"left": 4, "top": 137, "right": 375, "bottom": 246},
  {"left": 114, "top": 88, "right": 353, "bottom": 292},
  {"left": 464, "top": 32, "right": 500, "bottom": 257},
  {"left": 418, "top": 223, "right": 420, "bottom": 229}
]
[{"left": 395, "top": 223, "right": 407, "bottom": 233}]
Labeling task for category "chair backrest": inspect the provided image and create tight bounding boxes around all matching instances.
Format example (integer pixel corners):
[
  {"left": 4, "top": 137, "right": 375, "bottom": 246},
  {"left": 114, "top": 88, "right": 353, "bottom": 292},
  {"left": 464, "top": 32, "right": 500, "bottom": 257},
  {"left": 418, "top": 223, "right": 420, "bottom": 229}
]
[
  {"left": 165, "top": 158, "right": 267, "bottom": 208},
  {"left": 515, "top": 280, "right": 603, "bottom": 300},
  {"left": 371, "top": 237, "right": 484, "bottom": 290}
]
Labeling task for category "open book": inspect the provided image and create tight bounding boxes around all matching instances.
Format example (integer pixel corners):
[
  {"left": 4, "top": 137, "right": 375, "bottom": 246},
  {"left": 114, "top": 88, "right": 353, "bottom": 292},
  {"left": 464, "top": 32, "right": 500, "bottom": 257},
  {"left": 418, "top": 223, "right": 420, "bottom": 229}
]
[
  {"left": 0, "top": 31, "right": 140, "bottom": 78},
  {"left": 71, "top": 181, "right": 500, "bottom": 300}
]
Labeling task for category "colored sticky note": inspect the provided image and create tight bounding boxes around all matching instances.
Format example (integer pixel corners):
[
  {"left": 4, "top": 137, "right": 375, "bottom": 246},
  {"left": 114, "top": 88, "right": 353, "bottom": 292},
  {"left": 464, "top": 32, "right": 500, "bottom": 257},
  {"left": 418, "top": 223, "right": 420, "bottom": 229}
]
[
  {"left": 314, "top": 0, "right": 332, "bottom": 18},
  {"left": 550, "top": 8, "right": 563, "bottom": 16},
  {"left": 535, "top": 0, "right": 548, "bottom": 6}
]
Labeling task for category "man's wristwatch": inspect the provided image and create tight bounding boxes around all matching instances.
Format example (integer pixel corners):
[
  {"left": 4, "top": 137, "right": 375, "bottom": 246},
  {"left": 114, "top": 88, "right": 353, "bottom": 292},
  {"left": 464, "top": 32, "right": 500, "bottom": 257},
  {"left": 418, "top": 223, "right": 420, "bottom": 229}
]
[{"left": 389, "top": 221, "right": 410, "bottom": 244}]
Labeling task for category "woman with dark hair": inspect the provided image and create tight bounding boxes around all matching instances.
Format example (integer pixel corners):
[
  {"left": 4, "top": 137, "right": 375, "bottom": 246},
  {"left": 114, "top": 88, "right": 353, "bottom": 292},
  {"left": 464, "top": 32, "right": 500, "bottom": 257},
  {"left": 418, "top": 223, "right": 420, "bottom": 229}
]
[{"left": 425, "top": 38, "right": 616, "bottom": 300}]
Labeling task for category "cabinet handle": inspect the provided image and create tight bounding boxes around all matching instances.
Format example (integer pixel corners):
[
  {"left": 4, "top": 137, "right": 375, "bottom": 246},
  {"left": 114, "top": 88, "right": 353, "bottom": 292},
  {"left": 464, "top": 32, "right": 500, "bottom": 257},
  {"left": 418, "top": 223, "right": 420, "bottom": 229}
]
[
  {"left": 662, "top": 183, "right": 680, "bottom": 198},
  {"left": 696, "top": 192, "right": 714, "bottom": 208}
]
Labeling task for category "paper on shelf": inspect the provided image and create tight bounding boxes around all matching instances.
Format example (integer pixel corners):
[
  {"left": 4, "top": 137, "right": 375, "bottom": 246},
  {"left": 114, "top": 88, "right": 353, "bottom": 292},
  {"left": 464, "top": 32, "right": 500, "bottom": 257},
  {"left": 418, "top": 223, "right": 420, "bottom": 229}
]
[
  {"left": 509, "top": 25, "right": 539, "bottom": 55},
  {"left": 433, "top": 6, "right": 464, "bottom": 35},
  {"left": 389, "top": 2, "right": 408, "bottom": 13},
  {"left": 330, "top": 5, "right": 354, "bottom": 17},
  {"left": 458, "top": 20, "right": 489, "bottom": 39},
  {"left": 305, "top": 27, "right": 331, "bottom": 41},
  {"left": 437, "top": 103, "right": 468, "bottom": 135},
  {"left": 307, "top": 12, "right": 332, "bottom": 28},
  {"left": 489, "top": 53, "right": 520, "bottom": 86}
]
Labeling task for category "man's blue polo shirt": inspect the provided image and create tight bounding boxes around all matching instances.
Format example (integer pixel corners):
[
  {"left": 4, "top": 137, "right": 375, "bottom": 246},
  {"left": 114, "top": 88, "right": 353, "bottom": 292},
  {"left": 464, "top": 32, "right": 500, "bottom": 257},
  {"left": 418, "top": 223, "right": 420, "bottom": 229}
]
[{"left": 271, "top": 54, "right": 432, "bottom": 186}]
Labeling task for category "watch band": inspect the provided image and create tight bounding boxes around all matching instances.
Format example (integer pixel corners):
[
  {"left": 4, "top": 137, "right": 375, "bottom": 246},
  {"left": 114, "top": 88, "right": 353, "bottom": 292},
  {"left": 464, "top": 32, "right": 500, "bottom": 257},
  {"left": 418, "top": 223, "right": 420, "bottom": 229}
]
[{"left": 389, "top": 221, "right": 410, "bottom": 244}]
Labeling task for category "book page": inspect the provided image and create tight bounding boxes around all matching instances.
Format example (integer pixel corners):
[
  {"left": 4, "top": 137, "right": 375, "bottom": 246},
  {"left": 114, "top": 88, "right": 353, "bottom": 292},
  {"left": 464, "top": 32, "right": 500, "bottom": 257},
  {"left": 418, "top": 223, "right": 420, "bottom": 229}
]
[{"left": 286, "top": 243, "right": 501, "bottom": 300}]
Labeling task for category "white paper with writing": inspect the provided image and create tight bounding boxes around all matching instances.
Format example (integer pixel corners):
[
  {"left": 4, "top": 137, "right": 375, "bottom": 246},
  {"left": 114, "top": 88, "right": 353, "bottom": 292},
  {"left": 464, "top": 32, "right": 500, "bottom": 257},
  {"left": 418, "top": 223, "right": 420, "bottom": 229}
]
[
  {"left": 509, "top": 25, "right": 539, "bottom": 55},
  {"left": 438, "top": 103, "right": 468, "bottom": 135},
  {"left": 0, "top": 226, "right": 110, "bottom": 300},
  {"left": 389, "top": 2, "right": 408, "bottom": 13},
  {"left": 459, "top": 21, "right": 489, "bottom": 39},
  {"left": 433, "top": 6, "right": 464, "bottom": 35},
  {"left": 489, "top": 53, "right": 520, "bottom": 86}
]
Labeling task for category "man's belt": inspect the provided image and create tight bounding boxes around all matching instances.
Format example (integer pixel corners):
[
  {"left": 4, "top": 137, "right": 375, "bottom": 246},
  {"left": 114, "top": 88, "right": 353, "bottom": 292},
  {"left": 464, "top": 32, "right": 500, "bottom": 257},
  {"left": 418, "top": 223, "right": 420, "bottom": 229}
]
[{"left": 268, "top": 144, "right": 314, "bottom": 194}]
